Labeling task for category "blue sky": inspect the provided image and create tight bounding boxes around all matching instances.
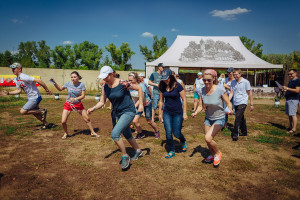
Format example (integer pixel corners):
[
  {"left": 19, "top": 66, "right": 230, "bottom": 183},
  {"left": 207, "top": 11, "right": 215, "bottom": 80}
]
[{"left": 1, "top": 0, "right": 300, "bottom": 69}]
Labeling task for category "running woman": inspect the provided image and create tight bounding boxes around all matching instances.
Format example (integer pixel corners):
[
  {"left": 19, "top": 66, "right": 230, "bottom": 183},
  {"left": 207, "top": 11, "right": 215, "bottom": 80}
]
[
  {"left": 128, "top": 72, "right": 160, "bottom": 139},
  {"left": 192, "top": 69, "right": 233, "bottom": 168},
  {"left": 87, "top": 66, "right": 144, "bottom": 170},
  {"left": 50, "top": 71, "right": 99, "bottom": 139},
  {"left": 0, "top": 63, "right": 52, "bottom": 129},
  {"left": 158, "top": 69, "right": 188, "bottom": 159}
]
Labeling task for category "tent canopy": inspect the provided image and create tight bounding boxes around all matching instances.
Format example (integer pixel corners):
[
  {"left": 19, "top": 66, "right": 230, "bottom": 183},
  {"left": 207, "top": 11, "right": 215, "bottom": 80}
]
[{"left": 146, "top": 35, "right": 283, "bottom": 69}]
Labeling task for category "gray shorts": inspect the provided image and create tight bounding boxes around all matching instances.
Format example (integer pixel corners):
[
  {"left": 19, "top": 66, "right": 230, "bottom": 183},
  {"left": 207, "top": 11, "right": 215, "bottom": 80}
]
[
  {"left": 23, "top": 96, "right": 42, "bottom": 110},
  {"left": 285, "top": 99, "right": 299, "bottom": 116}
]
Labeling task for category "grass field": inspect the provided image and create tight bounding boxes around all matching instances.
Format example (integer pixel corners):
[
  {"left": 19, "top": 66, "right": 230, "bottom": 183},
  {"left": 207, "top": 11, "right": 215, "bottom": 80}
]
[{"left": 0, "top": 96, "right": 299, "bottom": 199}]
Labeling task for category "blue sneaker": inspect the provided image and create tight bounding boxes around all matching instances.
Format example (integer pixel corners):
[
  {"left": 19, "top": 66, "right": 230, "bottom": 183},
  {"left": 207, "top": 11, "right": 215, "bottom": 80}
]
[
  {"left": 182, "top": 141, "right": 187, "bottom": 152},
  {"left": 121, "top": 155, "right": 130, "bottom": 169},
  {"left": 131, "top": 149, "right": 143, "bottom": 160},
  {"left": 165, "top": 151, "right": 175, "bottom": 159}
]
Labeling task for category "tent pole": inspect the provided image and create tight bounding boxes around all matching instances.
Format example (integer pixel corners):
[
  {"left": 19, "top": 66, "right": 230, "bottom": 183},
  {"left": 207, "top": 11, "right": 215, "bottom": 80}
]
[
  {"left": 247, "top": 69, "right": 248, "bottom": 79},
  {"left": 254, "top": 69, "right": 256, "bottom": 86}
]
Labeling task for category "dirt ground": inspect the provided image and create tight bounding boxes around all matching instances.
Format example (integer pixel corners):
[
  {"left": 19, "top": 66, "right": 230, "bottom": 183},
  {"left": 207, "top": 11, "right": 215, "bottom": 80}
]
[{"left": 0, "top": 97, "right": 299, "bottom": 200}]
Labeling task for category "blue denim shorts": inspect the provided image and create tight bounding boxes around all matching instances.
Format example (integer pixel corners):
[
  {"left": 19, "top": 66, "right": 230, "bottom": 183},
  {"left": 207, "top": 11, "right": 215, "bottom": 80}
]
[
  {"left": 23, "top": 96, "right": 42, "bottom": 110},
  {"left": 136, "top": 103, "right": 152, "bottom": 119},
  {"left": 204, "top": 117, "right": 226, "bottom": 128},
  {"left": 152, "top": 94, "right": 160, "bottom": 110}
]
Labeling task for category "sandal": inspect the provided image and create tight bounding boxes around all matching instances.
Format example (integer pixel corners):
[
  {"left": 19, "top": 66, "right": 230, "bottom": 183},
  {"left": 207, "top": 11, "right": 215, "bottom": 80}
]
[
  {"left": 288, "top": 130, "right": 296, "bottom": 134},
  {"left": 40, "top": 123, "right": 52, "bottom": 130},
  {"left": 91, "top": 133, "right": 100, "bottom": 138},
  {"left": 41, "top": 109, "right": 47, "bottom": 121},
  {"left": 165, "top": 151, "right": 175, "bottom": 159},
  {"left": 62, "top": 133, "right": 68, "bottom": 139},
  {"left": 182, "top": 141, "right": 187, "bottom": 152}
]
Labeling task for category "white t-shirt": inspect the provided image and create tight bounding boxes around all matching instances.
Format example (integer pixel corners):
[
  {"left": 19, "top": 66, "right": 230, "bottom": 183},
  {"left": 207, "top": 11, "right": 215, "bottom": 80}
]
[
  {"left": 230, "top": 78, "right": 251, "bottom": 106},
  {"left": 195, "top": 78, "right": 205, "bottom": 93},
  {"left": 15, "top": 73, "right": 40, "bottom": 100}
]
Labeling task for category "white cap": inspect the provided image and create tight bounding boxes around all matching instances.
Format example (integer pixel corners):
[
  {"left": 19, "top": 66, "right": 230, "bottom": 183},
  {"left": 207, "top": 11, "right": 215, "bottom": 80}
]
[
  {"left": 197, "top": 72, "right": 203, "bottom": 75},
  {"left": 138, "top": 73, "right": 145, "bottom": 77},
  {"left": 98, "top": 66, "right": 114, "bottom": 79}
]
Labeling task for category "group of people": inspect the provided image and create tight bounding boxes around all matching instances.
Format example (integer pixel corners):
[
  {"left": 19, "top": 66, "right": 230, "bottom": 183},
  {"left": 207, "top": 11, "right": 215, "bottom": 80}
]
[{"left": 1, "top": 62, "right": 299, "bottom": 170}]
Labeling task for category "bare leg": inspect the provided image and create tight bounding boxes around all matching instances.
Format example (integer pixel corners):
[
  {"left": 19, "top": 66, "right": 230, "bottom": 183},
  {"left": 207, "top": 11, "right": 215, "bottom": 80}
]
[
  {"left": 152, "top": 109, "right": 155, "bottom": 122},
  {"left": 146, "top": 118, "right": 159, "bottom": 132},
  {"left": 291, "top": 115, "right": 297, "bottom": 131},
  {"left": 21, "top": 108, "right": 49, "bottom": 126},
  {"left": 79, "top": 110, "right": 98, "bottom": 136},
  {"left": 204, "top": 124, "right": 222, "bottom": 156},
  {"left": 128, "top": 138, "right": 140, "bottom": 151},
  {"left": 193, "top": 98, "right": 198, "bottom": 111},
  {"left": 114, "top": 139, "right": 127, "bottom": 156},
  {"left": 61, "top": 109, "right": 71, "bottom": 139},
  {"left": 133, "top": 115, "right": 142, "bottom": 133}
]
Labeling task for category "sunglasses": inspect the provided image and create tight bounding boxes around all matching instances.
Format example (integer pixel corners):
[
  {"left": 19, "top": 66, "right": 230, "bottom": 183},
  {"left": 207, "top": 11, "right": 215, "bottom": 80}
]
[
  {"left": 203, "top": 79, "right": 212, "bottom": 83},
  {"left": 288, "top": 73, "right": 294, "bottom": 76}
]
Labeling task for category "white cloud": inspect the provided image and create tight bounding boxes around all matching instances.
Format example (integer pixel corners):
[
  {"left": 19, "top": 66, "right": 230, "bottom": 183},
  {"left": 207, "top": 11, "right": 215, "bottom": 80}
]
[
  {"left": 63, "top": 40, "right": 73, "bottom": 45},
  {"left": 11, "top": 50, "right": 19, "bottom": 55},
  {"left": 171, "top": 28, "right": 178, "bottom": 32},
  {"left": 112, "top": 34, "right": 119, "bottom": 38},
  {"left": 210, "top": 7, "right": 251, "bottom": 20},
  {"left": 11, "top": 19, "right": 23, "bottom": 24},
  {"left": 141, "top": 32, "right": 154, "bottom": 38},
  {"left": 297, "top": 34, "right": 300, "bottom": 37}
]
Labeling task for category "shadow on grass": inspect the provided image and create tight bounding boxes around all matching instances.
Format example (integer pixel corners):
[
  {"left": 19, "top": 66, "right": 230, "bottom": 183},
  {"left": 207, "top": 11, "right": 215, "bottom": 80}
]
[
  {"left": 267, "top": 122, "right": 286, "bottom": 130},
  {"left": 292, "top": 142, "right": 300, "bottom": 150},
  {"left": 189, "top": 145, "right": 211, "bottom": 158},
  {"left": 104, "top": 147, "right": 151, "bottom": 159},
  {"left": 70, "top": 128, "right": 100, "bottom": 137},
  {"left": 160, "top": 140, "right": 188, "bottom": 153}
]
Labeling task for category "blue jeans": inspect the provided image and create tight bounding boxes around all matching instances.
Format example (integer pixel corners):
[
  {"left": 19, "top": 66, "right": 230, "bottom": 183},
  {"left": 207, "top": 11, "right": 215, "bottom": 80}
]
[
  {"left": 111, "top": 112, "right": 135, "bottom": 141},
  {"left": 163, "top": 111, "right": 186, "bottom": 152}
]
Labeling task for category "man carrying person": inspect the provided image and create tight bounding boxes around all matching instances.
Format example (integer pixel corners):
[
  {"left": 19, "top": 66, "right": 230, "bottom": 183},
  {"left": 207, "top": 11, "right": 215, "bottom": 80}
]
[
  {"left": 0, "top": 63, "right": 52, "bottom": 129},
  {"left": 193, "top": 72, "right": 204, "bottom": 112},
  {"left": 148, "top": 63, "right": 165, "bottom": 137},
  {"left": 282, "top": 69, "right": 300, "bottom": 134},
  {"left": 229, "top": 69, "right": 254, "bottom": 141}
]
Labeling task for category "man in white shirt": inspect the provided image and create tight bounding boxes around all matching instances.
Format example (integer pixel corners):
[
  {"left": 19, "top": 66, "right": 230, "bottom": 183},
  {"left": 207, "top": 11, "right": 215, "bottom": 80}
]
[
  {"left": 229, "top": 69, "right": 254, "bottom": 141},
  {"left": 0, "top": 63, "right": 53, "bottom": 129}
]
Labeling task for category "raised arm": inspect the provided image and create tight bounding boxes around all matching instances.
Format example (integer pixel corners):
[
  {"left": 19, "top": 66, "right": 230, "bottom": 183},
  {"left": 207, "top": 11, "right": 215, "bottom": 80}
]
[{"left": 49, "top": 78, "right": 65, "bottom": 91}]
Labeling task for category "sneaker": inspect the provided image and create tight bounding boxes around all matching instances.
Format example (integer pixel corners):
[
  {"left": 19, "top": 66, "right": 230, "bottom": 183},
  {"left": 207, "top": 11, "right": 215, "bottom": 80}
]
[
  {"left": 213, "top": 152, "right": 222, "bottom": 167},
  {"left": 202, "top": 155, "right": 214, "bottom": 164},
  {"left": 131, "top": 149, "right": 143, "bottom": 160},
  {"left": 155, "top": 131, "right": 160, "bottom": 139},
  {"left": 182, "top": 141, "right": 187, "bottom": 152},
  {"left": 121, "top": 155, "right": 130, "bottom": 169},
  {"left": 135, "top": 132, "right": 145, "bottom": 140}
]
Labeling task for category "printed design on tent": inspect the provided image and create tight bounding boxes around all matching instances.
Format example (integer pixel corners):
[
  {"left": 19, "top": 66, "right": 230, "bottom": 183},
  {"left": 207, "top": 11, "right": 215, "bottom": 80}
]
[{"left": 179, "top": 39, "right": 245, "bottom": 62}]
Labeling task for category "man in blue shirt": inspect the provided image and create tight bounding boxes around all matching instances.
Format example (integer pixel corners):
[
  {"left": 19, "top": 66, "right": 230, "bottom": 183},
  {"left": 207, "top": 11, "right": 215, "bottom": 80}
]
[
  {"left": 148, "top": 63, "right": 165, "bottom": 137},
  {"left": 282, "top": 69, "right": 300, "bottom": 134},
  {"left": 229, "top": 69, "right": 254, "bottom": 141}
]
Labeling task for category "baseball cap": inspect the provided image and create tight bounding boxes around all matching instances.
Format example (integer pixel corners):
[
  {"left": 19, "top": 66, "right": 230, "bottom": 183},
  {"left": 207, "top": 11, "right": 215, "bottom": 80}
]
[
  {"left": 158, "top": 63, "right": 165, "bottom": 68},
  {"left": 98, "top": 66, "right": 114, "bottom": 79},
  {"left": 197, "top": 72, "right": 203, "bottom": 76},
  {"left": 227, "top": 67, "right": 234, "bottom": 73},
  {"left": 9, "top": 63, "right": 21, "bottom": 69},
  {"left": 161, "top": 69, "right": 172, "bottom": 81},
  {"left": 138, "top": 73, "right": 145, "bottom": 77}
]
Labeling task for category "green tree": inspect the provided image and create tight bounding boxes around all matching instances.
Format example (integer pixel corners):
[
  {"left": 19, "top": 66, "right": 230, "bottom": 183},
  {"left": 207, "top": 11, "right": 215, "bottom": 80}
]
[
  {"left": 51, "top": 45, "right": 76, "bottom": 69},
  {"left": 139, "top": 35, "right": 168, "bottom": 62},
  {"left": 18, "top": 41, "right": 38, "bottom": 68},
  {"left": 105, "top": 43, "right": 135, "bottom": 70},
  {"left": 36, "top": 40, "right": 51, "bottom": 68},
  {"left": 0, "top": 53, "right": 4, "bottom": 66},
  {"left": 2, "top": 50, "right": 13, "bottom": 66},
  {"left": 240, "top": 36, "right": 263, "bottom": 58},
  {"left": 74, "top": 41, "right": 103, "bottom": 70}
]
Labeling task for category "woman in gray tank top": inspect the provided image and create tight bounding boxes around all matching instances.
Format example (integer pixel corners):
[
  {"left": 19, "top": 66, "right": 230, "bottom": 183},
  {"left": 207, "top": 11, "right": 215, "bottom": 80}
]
[{"left": 192, "top": 69, "right": 233, "bottom": 168}]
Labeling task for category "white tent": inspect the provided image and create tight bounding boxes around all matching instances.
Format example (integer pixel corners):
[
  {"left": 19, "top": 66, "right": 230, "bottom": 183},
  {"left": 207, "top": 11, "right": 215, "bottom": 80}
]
[{"left": 146, "top": 35, "right": 282, "bottom": 77}]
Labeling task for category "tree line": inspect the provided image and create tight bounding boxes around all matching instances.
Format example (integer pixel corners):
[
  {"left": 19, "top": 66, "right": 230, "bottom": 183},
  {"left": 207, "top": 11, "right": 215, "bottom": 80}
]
[{"left": 0, "top": 36, "right": 299, "bottom": 70}]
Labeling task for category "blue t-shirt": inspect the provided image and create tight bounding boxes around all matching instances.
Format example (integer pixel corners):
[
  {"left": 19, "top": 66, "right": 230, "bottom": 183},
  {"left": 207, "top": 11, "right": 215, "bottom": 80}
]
[
  {"left": 285, "top": 78, "right": 300, "bottom": 100},
  {"left": 162, "top": 83, "right": 184, "bottom": 115},
  {"left": 64, "top": 81, "right": 86, "bottom": 104},
  {"left": 104, "top": 83, "right": 135, "bottom": 115}
]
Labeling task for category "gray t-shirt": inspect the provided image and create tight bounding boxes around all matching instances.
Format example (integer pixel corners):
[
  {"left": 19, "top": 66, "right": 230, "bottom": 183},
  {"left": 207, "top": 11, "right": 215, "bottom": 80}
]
[
  {"left": 201, "top": 85, "right": 226, "bottom": 120},
  {"left": 64, "top": 81, "right": 86, "bottom": 104}
]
